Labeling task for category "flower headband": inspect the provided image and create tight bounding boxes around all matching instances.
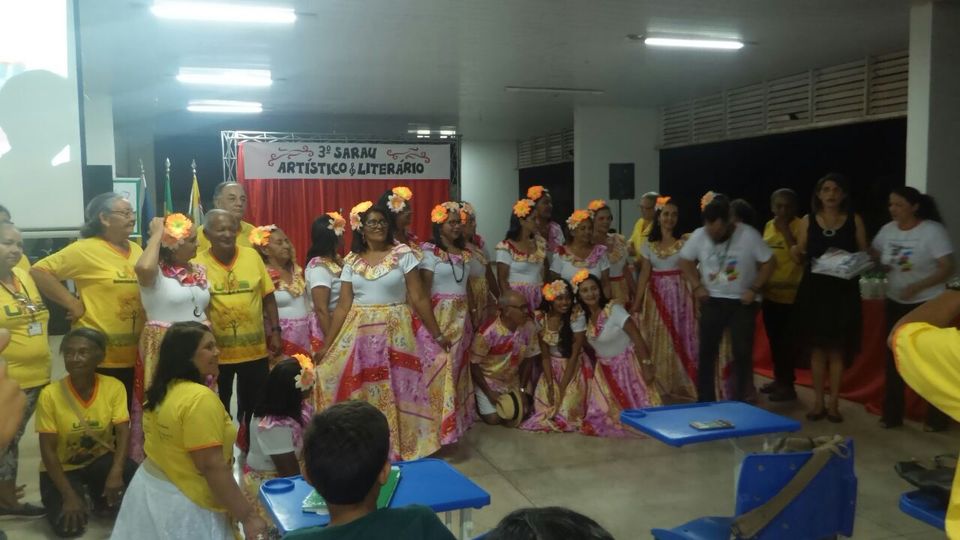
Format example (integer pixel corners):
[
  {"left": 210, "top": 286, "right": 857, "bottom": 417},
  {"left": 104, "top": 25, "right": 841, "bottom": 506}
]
[
  {"left": 349, "top": 201, "right": 374, "bottom": 231},
  {"left": 513, "top": 199, "right": 535, "bottom": 219},
  {"left": 430, "top": 202, "right": 463, "bottom": 225},
  {"left": 326, "top": 212, "right": 346, "bottom": 237},
  {"left": 700, "top": 191, "right": 717, "bottom": 211},
  {"left": 161, "top": 213, "right": 193, "bottom": 249},
  {"left": 526, "top": 185, "right": 547, "bottom": 201},
  {"left": 571, "top": 269, "right": 590, "bottom": 291},
  {"left": 656, "top": 196, "right": 672, "bottom": 211},
  {"left": 388, "top": 186, "right": 414, "bottom": 214},
  {"left": 587, "top": 199, "right": 607, "bottom": 212},
  {"left": 249, "top": 225, "right": 278, "bottom": 247},
  {"left": 566, "top": 209, "right": 593, "bottom": 230},
  {"left": 291, "top": 353, "right": 316, "bottom": 391},
  {"left": 542, "top": 280, "right": 569, "bottom": 302},
  {"left": 461, "top": 201, "right": 476, "bottom": 216}
]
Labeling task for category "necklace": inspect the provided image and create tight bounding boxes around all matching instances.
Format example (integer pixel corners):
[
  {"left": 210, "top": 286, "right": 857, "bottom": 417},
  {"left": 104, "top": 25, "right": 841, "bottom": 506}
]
[
  {"left": 820, "top": 213, "right": 843, "bottom": 238},
  {"left": 0, "top": 275, "right": 40, "bottom": 320},
  {"left": 446, "top": 249, "right": 466, "bottom": 283}
]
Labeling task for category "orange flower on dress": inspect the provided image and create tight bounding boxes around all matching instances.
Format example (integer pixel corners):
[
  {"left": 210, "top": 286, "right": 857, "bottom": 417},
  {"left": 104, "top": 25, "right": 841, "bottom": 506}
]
[
  {"left": 566, "top": 209, "right": 592, "bottom": 230},
  {"left": 526, "top": 185, "right": 545, "bottom": 201},
  {"left": 392, "top": 186, "right": 413, "bottom": 201},
  {"left": 588, "top": 199, "right": 606, "bottom": 212},
  {"left": 326, "top": 212, "right": 346, "bottom": 236},
  {"left": 430, "top": 204, "right": 449, "bottom": 224},
  {"left": 700, "top": 191, "right": 717, "bottom": 211},
  {"left": 542, "top": 280, "right": 568, "bottom": 302},
  {"left": 656, "top": 196, "right": 672, "bottom": 211},
  {"left": 571, "top": 269, "right": 590, "bottom": 292},
  {"left": 249, "top": 225, "right": 277, "bottom": 247},
  {"left": 292, "top": 353, "right": 316, "bottom": 391},
  {"left": 161, "top": 213, "right": 193, "bottom": 248},
  {"left": 513, "top": 199, "right": 535, "bottom": 218},
  {"left": 350, "top": 201, "right": 374, "bottom": 231}
]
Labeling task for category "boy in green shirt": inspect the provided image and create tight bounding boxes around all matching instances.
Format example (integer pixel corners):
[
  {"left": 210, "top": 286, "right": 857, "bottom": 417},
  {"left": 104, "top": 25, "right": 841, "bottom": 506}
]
[{"left": 284, "top": 401, "right": 455, "bottom": 540}]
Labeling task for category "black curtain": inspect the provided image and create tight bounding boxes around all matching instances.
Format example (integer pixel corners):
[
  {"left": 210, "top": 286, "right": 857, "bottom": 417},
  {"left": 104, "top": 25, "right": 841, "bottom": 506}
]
[
  {"left": 659, "top": 119, "right": 906, "bottom": 238},
  {"left": 519, "top": 162, "right": 574, "bottom": 231}
]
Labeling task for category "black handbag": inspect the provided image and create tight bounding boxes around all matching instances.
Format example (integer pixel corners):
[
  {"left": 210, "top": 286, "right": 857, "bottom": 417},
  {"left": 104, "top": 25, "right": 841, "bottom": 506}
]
[{"left": 895, "top": 455, "right": 956, "bottom": 507}]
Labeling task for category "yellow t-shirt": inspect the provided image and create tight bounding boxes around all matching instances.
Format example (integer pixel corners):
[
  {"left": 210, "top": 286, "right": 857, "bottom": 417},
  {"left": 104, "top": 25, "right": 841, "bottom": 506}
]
[
  {"left": 15, "top": 254, "right": 30, "bottom": 272},
  {"left": 34, "top": 238, "right": 144, "bottom": 368},
  {"left": 194, "top": 246, "right": 275, "bottom": 364},
  {"left": 762, "top": 218, "right": 804, "bottom": 304},
  {"left": 143, "top": 380, "right": 236, "bottom": 512},
  {"left": 628, "top": 218, "right": 652, "bottom": 256},
  {"left": 35, "top": 374, "right": 129, "bottom": 471},
  {"left": 196, "top": 220, "right": 255, "bottom": 253},
  {"left": 893, "top": 321, "right": 960, "bottom": 539},
  {"left": 0, "top": 267, "right": 51, "bottom": 388}
]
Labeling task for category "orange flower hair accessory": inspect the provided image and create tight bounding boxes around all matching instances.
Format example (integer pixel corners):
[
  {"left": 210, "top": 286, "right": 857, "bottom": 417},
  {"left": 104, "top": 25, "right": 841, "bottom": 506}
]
[
  {"left": 526, "top": 185, "right": 546, "bottom": 201},
  {"left": 541, "top": 280, "right": 568, "bottom": 302},
  {"left": 700, "top": 191, "right": 717, "bottom": 211},
  {"left": 513, "top": 199, "right": 535, "bottom": 219},
  {"left": 291, "top": 353, "right": 316, "bottom": 391},
  {"left": 430, "top": 204, "right": 450, "bottom": 224},
  {"left": 656, "top": 196, "right": 672, "bottom": 211},
  {"left": 460, "top": 209, "right": 469, "bottom": 224},
  {"left": 161, "top": 213, "right": 193, "bottom": 249},
  {"left": 588, "top": 199, "right": 607, "bottom": 212},
  {"left": 566, "top": 209, "right": 592, "bottom": 230},
  {"left": 461, "top": 201, "right": 476, "bottom": 216},
  {"left": 326, "top": 211, "right": 346, "bottom": 236},
  {"left": 249, "top": 225, "right": 277, "bottom": 247},
  {"left": 571, "top": 269, "right": 590, "bottom": 292},
  {"left": 392, "top": 186, "right": 413, "bottom": 201},
  {"left": 349, "top": 201, "right": 374, "bottom": 231}
]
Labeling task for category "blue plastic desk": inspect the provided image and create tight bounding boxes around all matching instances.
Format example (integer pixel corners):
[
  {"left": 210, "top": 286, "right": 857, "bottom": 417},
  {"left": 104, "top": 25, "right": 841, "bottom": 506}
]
[
  {"left": 899, "top": 490, "right": 946, "bottom": 531},
  {"left": 260, "top": 458, "right": 490, "bottom": 539},
  {"left": 620, "top": 401, "right": 801, "bottom": 447}
]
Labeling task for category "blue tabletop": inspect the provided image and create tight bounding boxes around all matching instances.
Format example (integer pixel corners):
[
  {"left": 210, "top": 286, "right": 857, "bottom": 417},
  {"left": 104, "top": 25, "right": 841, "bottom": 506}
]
[
  {"left": 260, "top": 458, "right": 491, "bottom": 535},
  {"left": 899, "top": 490, "right": 946, "bottom": 531},
  {"left": 620, "top": 401, "right": 801, "bottom": 447}
]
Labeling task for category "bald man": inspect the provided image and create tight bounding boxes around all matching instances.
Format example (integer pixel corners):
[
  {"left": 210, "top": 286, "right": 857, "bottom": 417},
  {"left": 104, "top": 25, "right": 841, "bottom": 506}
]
[
  {"left": 469, "top": 291, "right": 540, "bottom": 425},
  {"left": 196, "top": 182, "right": 256, "bottom": 252}
]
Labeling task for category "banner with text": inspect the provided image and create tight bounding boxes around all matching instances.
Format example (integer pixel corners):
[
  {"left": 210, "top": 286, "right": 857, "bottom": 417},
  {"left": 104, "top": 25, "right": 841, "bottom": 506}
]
[{"left": 241, "top": 141, "right": 451, "bottom": 180}]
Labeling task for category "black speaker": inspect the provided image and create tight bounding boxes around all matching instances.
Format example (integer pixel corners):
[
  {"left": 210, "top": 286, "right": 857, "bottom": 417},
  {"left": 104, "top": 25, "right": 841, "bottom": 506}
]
[{"left": 608, "top": 163, "right": 635, "bottom": 200}]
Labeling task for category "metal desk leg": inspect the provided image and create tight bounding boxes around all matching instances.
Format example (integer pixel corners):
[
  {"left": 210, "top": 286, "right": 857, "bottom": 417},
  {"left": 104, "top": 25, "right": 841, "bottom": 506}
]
[
  {"left": 444, "top": 510, "right": 453, "bottom": 531},
  {"left": 460, "top": 508, "right": 473, "bottom": 539}
]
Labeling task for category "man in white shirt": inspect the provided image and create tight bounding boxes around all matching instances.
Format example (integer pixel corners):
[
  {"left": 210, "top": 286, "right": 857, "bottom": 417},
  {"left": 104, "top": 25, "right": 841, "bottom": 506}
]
[{"left": 680, "top": 194, "right": 775, "bottom": 402}]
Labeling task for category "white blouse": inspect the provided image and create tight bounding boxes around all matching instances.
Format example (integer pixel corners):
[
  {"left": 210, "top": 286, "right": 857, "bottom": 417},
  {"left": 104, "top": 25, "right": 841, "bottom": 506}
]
[
  {"left": 275, "top": 288, "right": 310, "bottom": 320},
  {"left": 550, "top": 245, "right": 610, "bottom": 283},
  {"left": 538, "top": 310, "right": 587, "bottom": 357},
  {"left": 140, "top": 269, "right": 210, "bottom": 324},
  {"left": 496, "top": 238, "right": 546, "bottom": 285},
  {"left": 305, "top": 258, "right": 342, "bottom": 312},
  {"left": 586, "top": 304, "right": 633, "bottom": 358},
  {"left": 341, "top": 246, "right": 419, "bottom": 305},
  {"left": 420, "top": 244, "right": 470, "bottom": 296},
  {"left": 641, "top": 240, "right": 685, "bottom": 271}
]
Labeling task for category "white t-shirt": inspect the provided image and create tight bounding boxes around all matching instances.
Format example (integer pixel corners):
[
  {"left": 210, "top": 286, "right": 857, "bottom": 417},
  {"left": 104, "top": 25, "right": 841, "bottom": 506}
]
[
  {"left": 587, "top": 303, "right": 633, "bottom": 358},
  {"left": 495, "top": 240, "right": 545, "bottom": 285},
  {"left": 305, "top": 258, "right": 342, "bottom": 312},
  {"left": 419, "top": 245, "right": 470, "bottom": 296},
  {"left": 246, "top": 416, "right": 299, "bottom": 472},
  {"left": 872, "top": 220, "right": 954, "bottom": 304},
  {"left": 140, "top": 269, "right": 210, "bottom": 323},
  {"left": 341, "top": 248, "right": 419, "bottom": 305},
  {"left": 275, "top": 288, "right": 310, "bottom": 320},
  {"left": 679, "top": 224, "right": 773, "bottom": 300}
]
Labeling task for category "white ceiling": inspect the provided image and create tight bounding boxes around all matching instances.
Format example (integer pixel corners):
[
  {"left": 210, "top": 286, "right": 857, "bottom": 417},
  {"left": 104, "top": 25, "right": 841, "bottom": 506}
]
[{"left": 79, "top": 0, "right": 910, "bottom": 140}]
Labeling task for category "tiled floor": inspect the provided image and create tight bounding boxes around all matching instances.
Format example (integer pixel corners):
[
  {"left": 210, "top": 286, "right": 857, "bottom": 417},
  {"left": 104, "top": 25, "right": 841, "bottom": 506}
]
[{"left": 3, "top": 351, "right": 953, "bottom": 539}]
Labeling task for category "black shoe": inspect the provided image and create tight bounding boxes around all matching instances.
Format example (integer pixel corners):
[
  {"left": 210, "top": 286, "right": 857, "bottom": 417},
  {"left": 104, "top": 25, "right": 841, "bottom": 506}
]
[
  {"left": 760, "top": 381, "right": 778, "bottom": 394},
  {"left": 768, "top": 387, "right": 798, "bottom": 402},
  {"left": 879, "top": 418, "right": 903, "bottom": 429},
  {"left": 924, "top": 423, "right": 948, "bottom": 433},
  {"left": 806, "top": 410, "right": 827, "bottom": 421},
  {"left": 0, "top": 503, "right": 46, "bottom": 517}
]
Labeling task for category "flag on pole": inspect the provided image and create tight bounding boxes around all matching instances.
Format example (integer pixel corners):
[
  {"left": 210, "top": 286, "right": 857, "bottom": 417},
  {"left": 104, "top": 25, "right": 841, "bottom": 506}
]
[
  {"left": 139, "top": 159, "right": 156, "bottom": 242},
  {"left": 188, "top": 159, "right": 204, "bottom": 224},
  {"left": 163, "top": 157, "right": 173, "bottom": 215}
]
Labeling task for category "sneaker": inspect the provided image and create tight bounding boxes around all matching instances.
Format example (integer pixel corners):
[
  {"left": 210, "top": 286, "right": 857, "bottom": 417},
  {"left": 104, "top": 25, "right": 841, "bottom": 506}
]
[
  {"left": 0, "top": 502, "right": 46, "bottom": 517},
  {"left": 768, "top": 387, "right": 798, "bottom": 402}
]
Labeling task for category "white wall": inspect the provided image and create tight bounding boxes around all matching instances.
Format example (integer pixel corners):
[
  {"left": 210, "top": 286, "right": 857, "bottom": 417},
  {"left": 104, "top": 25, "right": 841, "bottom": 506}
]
[
  {"left": 460, "top": 139, "right": 517, "bottom": 246},
  {"left": 573, "top": 106, "right": 659, "bottom": 235},
  {"left": 83, "top": 94, "right": 115, "bottom": 170}
]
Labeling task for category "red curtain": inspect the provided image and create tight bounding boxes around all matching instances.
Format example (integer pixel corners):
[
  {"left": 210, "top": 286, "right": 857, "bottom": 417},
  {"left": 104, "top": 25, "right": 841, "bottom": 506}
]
[{"left": 237, "top": 142, "right": 449, "bottom": 266}]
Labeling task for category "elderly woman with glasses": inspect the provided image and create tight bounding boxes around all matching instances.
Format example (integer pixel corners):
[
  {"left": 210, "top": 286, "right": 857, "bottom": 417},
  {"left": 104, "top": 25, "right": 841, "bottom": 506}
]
[{"left": 32, "top": 193, "right": 145, "bottom": 411}]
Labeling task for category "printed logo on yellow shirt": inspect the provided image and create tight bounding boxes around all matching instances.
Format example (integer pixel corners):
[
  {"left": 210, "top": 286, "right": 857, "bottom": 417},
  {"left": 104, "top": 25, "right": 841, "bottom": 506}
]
[{"left": 113, "top": 267, "right": 138, "bottom": 284}]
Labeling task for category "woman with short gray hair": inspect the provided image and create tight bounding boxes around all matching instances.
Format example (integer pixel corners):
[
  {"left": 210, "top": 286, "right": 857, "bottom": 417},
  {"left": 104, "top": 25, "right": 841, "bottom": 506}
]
[{"left": 32, "top": 192, "right": 145, "bottom": 413}]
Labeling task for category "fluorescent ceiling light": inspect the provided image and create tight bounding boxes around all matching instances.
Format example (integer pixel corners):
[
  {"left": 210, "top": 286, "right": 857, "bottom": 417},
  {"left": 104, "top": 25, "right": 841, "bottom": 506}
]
[
  {"left": 439, "top": 130, "right": 456, "bottom": 136},
  {"left": 187, "top": 100, "right": 262, "bottom": 113},
  {"left": 177, "top": 67, "right": 272, "bottom": 87},
  {"left": 505, "top": 86, "right": 605, "bottom": 95},
  {"left": 416, "top": 129, "right": 431, "bottom": 135},
  {"left": 151, "top": 1, "right": 296, "bottom": 24},
  {"left": 643, "top": 37, "right": 744, "bottom": 50}
]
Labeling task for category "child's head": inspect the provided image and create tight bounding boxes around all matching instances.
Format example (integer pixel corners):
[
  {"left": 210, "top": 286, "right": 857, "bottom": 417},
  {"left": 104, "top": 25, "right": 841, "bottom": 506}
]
[
  {"left": 252, "top": 358, "right": 306, "bottom": 423},
  {"left": 486, "top": 507, "right": 614, "bottom": 540},
  {"left": 302, "top": 400, "right": 390, "bottom": 505}
]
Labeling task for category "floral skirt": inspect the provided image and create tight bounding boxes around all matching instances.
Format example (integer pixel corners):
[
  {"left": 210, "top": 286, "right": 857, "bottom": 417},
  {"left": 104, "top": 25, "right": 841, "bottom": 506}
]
[
  {"left": 520, "top": 354, "right": 590, "bottom": 432},
  {"left": 641, "top": 271, "right": 698, "bottom": 402},
  {"left": 582, "top": 345, "right": 661, "bottom": 438},
  {"left": 511, "top": 282, "right": 543, "bottom": 313},
  {"left": 316, "top": 303, "right": 439, "bottom": 461},
  {"left": 241, "top": 465, "right": 278, "bottom": 522},
  {"left": 279, "top": 314, "right": 319, "bottom": 358},
  {"left": 131, "top": 322, "right": 171, "bottom": 462},
  {"left": 469, "top": 276, "right": 492, "bottom": 320},
  {"left": 415, "top": 293, "right": 476, "bottom": 446}
]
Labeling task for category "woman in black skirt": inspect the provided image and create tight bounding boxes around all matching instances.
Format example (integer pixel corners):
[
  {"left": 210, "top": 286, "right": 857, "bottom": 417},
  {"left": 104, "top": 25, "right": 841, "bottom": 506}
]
[{"left": 791, "top": 173, "right": 868, "bottom": 423}]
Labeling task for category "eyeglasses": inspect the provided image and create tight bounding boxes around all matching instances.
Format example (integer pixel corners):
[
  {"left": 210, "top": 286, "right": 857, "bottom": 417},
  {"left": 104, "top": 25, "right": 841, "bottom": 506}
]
[
  {"left": 364, "top": 220, "right": 388, "bottom": 229},
  {"left": 109, "top": 210, "right": 137, "bottom": 218}
]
